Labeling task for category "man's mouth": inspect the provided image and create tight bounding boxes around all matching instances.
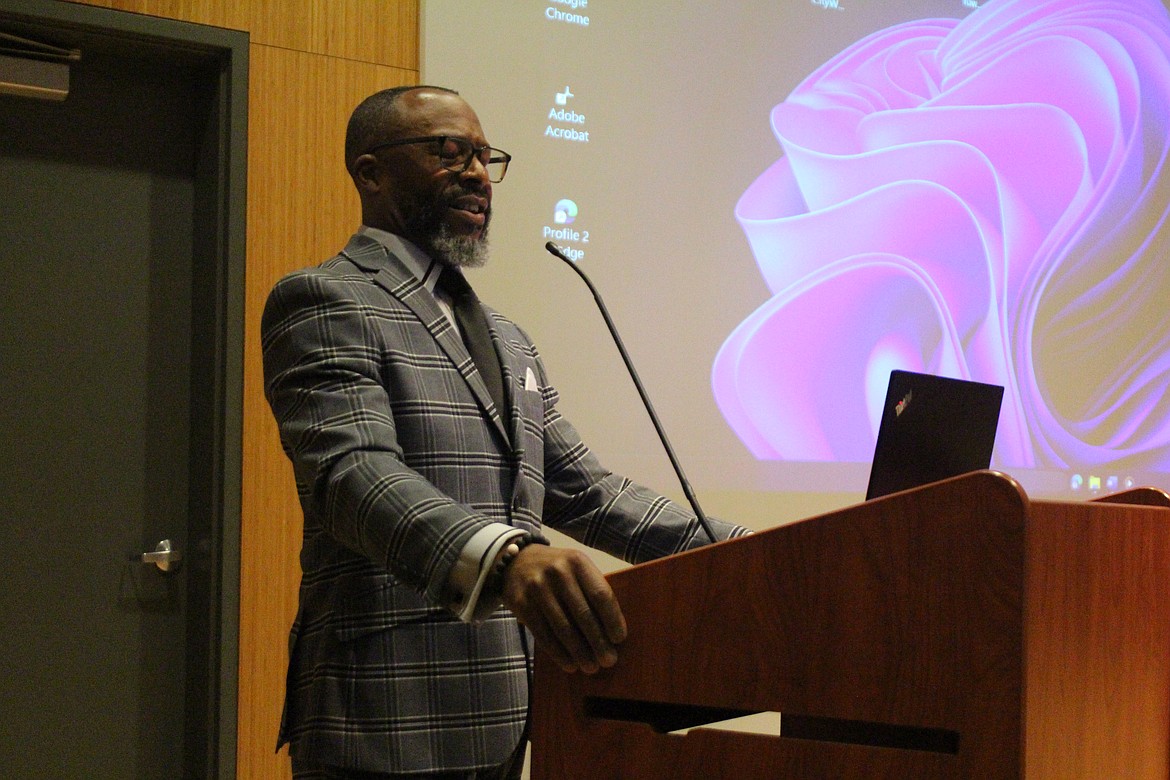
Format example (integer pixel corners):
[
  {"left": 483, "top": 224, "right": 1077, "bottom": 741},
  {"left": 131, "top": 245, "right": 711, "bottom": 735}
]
[{"left": 448, "top": 197, "right": 489, "bottom": 230}]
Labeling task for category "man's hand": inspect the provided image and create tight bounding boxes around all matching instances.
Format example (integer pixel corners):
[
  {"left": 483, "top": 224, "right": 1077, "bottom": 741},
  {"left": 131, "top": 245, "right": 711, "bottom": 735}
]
[{"left": 500, "top": 545, "right": 627, "bottom": 674}]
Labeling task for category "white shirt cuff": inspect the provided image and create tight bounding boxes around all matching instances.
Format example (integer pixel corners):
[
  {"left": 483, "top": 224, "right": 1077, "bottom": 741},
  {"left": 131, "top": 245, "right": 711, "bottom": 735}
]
[{"left": 449, "top": 524, "right": 528, "bottom": 622}]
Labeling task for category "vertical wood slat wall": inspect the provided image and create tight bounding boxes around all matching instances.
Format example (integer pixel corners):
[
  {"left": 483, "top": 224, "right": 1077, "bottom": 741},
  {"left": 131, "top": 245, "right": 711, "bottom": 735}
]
[{"left": 66, "top": 2, "right": 421, "bottom": 777}]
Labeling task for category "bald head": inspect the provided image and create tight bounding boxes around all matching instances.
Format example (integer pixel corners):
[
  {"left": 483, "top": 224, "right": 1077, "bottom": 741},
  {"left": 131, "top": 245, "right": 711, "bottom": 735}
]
[{"left": 344, "top": 85, "right": 460, "bottom": 173}]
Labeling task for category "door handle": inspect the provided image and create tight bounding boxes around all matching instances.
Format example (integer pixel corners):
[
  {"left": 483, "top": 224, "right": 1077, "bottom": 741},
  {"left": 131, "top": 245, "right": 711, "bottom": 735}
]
[{"left": 141, "top": 539, "right": 183, "bottom": 573}]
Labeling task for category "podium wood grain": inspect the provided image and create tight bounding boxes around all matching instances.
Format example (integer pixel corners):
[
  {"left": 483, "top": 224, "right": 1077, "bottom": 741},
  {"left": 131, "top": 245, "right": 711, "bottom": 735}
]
[{"left": 532, "top": 472, "right": 1170, "bottom": 779}]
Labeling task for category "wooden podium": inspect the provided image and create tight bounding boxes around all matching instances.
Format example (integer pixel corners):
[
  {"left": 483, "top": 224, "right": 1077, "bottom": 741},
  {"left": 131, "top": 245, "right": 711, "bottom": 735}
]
[{"left": 530, "top": 471, "right": 1170, "bottom": 779}]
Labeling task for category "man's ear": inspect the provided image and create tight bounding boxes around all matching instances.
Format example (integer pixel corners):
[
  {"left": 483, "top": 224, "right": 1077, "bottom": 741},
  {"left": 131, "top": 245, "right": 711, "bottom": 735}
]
[{"left": 350, "top": 153, "right": 383, "bottom": 193}]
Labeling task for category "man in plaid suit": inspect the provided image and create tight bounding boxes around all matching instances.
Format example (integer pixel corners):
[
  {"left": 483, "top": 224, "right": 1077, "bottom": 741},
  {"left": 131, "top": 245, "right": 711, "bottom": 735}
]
[{"left": 262, "top": 85, "right": 750, "bottom": 779}]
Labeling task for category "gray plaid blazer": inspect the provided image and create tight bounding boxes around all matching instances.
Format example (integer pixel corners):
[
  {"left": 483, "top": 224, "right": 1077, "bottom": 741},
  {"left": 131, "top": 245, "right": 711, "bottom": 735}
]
[{"left": 262, "top": 233, "right": 747, "bottom": 774}]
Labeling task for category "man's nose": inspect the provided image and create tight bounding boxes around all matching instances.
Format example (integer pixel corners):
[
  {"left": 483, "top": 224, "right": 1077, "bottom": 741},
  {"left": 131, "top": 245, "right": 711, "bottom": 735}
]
[{"left": 461, "top": 154, "right": 491, "bottom": 185}]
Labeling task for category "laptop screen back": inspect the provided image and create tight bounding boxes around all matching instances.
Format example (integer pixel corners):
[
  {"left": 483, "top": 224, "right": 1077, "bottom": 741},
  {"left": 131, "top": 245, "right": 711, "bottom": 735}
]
[{"left": 865, "top": 370, "right": 1005, "bottom": 500}]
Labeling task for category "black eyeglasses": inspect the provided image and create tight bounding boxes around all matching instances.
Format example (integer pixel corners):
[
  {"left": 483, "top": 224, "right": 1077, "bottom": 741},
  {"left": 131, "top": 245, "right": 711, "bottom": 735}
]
[{"left": 363, "top": 135, "right": 512, "bottom": 182}]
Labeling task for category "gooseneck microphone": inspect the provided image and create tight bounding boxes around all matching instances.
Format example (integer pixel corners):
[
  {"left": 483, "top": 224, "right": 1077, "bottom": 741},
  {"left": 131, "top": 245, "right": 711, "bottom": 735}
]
[{"left": 544, "top": 241, "right": 717, "bottom": 544}]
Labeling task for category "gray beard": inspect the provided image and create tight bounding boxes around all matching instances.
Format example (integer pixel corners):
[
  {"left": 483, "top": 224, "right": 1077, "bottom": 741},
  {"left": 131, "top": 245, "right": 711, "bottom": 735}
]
[{"left": 426, "top": 222, "right": 490, "bottom": 269}]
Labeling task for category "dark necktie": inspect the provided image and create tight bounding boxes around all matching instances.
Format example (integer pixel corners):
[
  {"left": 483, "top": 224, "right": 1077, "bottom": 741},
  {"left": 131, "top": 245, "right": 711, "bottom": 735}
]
[{"left": 437, "top": 268, "right": 508, "bottom": 421}]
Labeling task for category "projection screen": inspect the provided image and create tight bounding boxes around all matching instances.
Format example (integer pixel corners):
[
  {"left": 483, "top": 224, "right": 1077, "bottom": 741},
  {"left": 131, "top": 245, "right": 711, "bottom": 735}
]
[{"left": 423, "top": 0, "right": 1170, "bottom": 528}]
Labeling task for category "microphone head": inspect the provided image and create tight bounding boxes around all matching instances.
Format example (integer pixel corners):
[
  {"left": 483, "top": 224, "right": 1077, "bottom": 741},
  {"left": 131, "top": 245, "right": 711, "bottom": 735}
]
[{"left": 545, "top": 241, "right": 571, "bottom": 262}]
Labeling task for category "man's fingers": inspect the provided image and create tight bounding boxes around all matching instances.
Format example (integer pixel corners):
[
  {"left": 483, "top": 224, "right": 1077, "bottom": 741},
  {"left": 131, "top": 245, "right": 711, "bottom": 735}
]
[
  {"left": 522, "top": 609, "right": 583, "bottom": 674},
  {"left": 578, "top": 567, "right": 627, "bottom": 647},
  {"left": 524, "top": 587, "right": 603, "bottom": 673},
  {"left": 526, "top": 559, "right": 607, "bottom": 673},
  {"left": 554, "top": 572, "right": 615, "bottom": 671},
  {"left": 503, "top": 546, "right": 626, "bottom": 674}
]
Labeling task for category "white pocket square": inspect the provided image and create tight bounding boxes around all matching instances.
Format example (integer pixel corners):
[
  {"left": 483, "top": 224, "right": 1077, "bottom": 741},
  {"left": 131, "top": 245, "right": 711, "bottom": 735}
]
[{"left": 524, "top": 366, "right": 539, "bottom": 392}]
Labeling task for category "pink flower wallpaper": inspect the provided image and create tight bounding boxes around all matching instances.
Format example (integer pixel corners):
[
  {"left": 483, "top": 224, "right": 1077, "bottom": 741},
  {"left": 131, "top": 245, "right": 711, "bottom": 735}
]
[{"left": 713, "top": 0, "right": 1170, "bottom": 473}]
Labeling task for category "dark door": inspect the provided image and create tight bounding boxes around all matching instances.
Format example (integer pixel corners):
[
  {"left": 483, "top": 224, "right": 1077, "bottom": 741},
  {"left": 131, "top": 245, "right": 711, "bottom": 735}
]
[{"left": 0, "top": 3, "right": 245, "bottom": 777}]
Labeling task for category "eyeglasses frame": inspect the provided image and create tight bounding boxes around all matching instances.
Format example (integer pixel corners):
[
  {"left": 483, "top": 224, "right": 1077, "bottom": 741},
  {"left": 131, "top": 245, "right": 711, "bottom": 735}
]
[{"left": 362, "top": 135, "right": 512, "bottom": 182}]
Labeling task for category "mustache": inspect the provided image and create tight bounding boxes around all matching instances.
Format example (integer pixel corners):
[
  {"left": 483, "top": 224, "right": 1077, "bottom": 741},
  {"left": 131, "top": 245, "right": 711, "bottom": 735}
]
[{"left": 444, "top": 186, "right": 490, "bottom": 212}]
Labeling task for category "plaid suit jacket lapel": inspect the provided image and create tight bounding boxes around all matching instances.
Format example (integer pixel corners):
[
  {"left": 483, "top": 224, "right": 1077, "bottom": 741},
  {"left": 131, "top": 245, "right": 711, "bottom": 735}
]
[{"left": 340, "top": 234, "right": 513, "bottom": 445}]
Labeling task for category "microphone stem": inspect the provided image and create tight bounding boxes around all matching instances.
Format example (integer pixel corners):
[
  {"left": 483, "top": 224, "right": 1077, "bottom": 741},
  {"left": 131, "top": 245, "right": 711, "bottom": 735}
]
[{"left": 546, "top": 242, "right": 718, "bottom": 544}]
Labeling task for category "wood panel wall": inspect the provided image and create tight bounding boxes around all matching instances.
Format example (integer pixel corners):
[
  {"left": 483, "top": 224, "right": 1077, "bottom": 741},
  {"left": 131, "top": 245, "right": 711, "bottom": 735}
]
[{"left": 65, "top": 2, "right": 421, "bottom": 777}]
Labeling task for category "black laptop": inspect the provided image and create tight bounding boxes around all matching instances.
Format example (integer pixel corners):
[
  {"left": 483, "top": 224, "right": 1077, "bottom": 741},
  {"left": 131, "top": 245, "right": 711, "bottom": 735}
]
[{"left": 865, "top": 370, "right": 1005, "bottom": 500}]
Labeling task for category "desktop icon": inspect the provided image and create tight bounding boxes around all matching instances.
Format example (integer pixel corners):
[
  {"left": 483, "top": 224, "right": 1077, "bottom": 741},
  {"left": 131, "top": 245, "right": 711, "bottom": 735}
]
[{"left": 554, "top": 199, "right": 578, "bottom": 224}]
